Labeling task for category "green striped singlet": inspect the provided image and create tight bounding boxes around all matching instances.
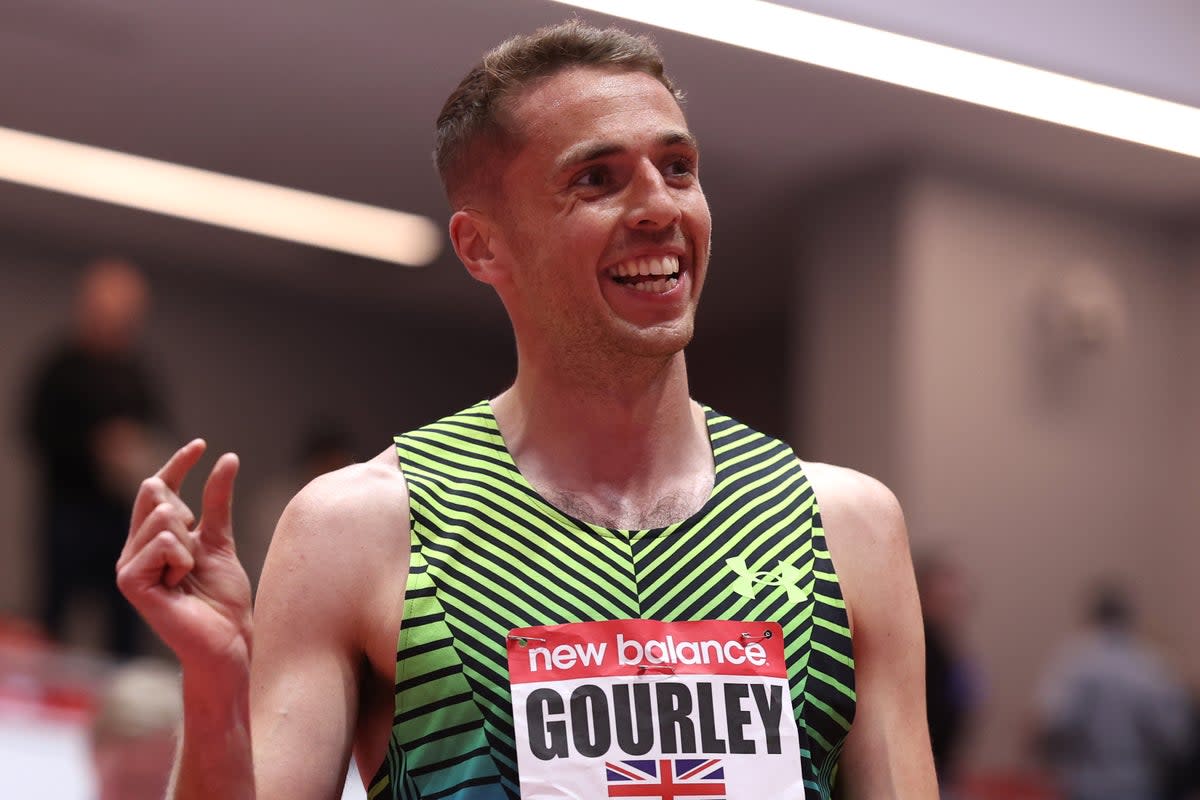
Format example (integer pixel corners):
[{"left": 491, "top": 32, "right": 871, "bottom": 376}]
[{"left": 366, "top": 401, "right": 855, "bottom": 800}]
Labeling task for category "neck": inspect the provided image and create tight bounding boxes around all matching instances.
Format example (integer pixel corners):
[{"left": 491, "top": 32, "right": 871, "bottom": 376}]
[{"left": 491, "top": 349, "right": 713, "bottom": 528}]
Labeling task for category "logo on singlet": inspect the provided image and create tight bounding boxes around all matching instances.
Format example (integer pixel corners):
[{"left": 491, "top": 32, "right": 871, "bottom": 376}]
[{"left": 725, "top": 558, "right": 806, "bottom": 603}]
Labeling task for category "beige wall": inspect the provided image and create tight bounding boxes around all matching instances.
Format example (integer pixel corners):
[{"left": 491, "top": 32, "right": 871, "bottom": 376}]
[
  {"left": 791, "top": 169, "right": 906, "bottom": 483},
  {"left": 795, "top": 168, "right": 1198, "bottom": 769},
  {"left": 902, "top": 173, "right": 1192, "bottom": 767}
]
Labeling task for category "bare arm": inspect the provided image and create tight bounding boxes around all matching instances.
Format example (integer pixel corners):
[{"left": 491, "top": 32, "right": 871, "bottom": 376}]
[
  {"left": 805, "top": 463, "right": 938, "bottom": 799},
  {"left": 117, "top": 442, "right": 408, "bottom": 800},
  {"left": 249, "top": 458, "right": 409, "bottom": 797},
  {"left": 117, "top": 441, "right": 256, "bottom": 800}
]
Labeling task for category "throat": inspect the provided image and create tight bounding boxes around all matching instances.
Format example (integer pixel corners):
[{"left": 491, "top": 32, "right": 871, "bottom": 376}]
[{"left": 542, "top": 483, "right": 711, "bottom": 531}]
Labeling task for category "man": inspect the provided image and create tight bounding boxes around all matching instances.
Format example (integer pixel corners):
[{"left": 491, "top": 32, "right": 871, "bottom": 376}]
[
  {"left": 117, "top": 21, "right": 936, "bottom": 799},
  {"left": 26, "top": 257, "right": 165, "bottom": 656},
  {"left": 1035, "top": 584, "right": 1192, "bottom": 800}
]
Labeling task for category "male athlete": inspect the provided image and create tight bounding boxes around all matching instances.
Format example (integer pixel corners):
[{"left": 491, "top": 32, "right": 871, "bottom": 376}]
[{"left": 117, "top": 21, "right": 936, "bottom": 799}]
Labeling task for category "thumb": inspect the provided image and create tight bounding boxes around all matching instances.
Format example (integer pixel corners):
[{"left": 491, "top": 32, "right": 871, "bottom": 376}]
[{"left": 198, "top": 452, "right": 239, "bottom": 547}]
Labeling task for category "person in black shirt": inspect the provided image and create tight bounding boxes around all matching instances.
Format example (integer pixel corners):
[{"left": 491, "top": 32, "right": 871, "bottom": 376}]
[{"left": 23, "top": 258, "right": 166, "bottom": 656}]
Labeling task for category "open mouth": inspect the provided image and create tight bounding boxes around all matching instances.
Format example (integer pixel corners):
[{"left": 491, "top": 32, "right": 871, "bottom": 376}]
[{"left": 605, "top": 255, "right": 681, "bottom": 294}]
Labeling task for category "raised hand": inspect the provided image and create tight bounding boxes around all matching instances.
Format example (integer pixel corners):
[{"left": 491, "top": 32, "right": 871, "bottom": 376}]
[{"left": 116, "top": 439, "right": 253, "bottom": 668}]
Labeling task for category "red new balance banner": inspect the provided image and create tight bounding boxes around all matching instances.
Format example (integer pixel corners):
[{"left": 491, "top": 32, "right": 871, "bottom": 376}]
[{"left": 507, "top": 619, "right": 805, "bottom": 799}]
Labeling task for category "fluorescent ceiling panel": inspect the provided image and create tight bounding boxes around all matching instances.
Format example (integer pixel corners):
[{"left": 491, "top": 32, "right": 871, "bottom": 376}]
[
  {"left": 0, "top": 125, "right": 442, "bottom": 267},
  {"left": 550, "top": 0, "right": 1200, "bottom": 160}
]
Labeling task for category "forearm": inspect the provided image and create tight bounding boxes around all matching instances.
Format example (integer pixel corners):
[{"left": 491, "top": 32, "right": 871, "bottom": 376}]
[{"left": 170, "top": 663, "right": 255, "bottom": 800}]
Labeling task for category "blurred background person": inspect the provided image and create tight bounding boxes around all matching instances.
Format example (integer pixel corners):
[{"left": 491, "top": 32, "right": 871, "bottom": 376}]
[
  {"left": 1034, "top": 582, "right": 1193, "bottom": 800},
  {"left": 917, "top": 551, "right": 981, "bottom": 795},
  {"left": 90, "top": 658, "right": 182, "bottom": 800},
  {"left": 21, "top": 258, "right": 168, "bottom": 657},
  {"left": 1164, "top": 677, "right": 1200, "bottom": 800}
]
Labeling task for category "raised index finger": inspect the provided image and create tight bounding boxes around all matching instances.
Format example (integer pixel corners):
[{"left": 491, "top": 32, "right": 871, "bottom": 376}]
[{"left": 156, "top": 438, "right": 208, "bottom": 494}]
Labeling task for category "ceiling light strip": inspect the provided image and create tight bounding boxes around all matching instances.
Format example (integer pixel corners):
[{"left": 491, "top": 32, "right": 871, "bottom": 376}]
[
  {"left": 550, "top": 0, "right": 1200, "bottom": 159},
  {"left": 0, "top": 125, "right": 442, "bottom": 266}
]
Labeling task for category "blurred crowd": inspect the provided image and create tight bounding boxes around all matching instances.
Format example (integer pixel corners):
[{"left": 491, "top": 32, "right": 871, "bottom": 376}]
[{"left": 917, "top": 554, "right": 1200, "bottom": 800}]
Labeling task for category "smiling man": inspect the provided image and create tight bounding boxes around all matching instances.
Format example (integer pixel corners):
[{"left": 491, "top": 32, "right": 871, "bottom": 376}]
[{"left": 117, "top": 21, "right": 936, "bottom": 800}]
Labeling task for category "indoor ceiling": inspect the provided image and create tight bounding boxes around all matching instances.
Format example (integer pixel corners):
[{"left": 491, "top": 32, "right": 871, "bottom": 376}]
[{"left": 1, "top": 0, "right": 1197, "bottom": 326}]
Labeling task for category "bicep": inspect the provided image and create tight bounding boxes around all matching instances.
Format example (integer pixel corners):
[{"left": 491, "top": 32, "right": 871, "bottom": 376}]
[
  {"left": 247, "top": 497, "right": 367, "bottom": 799},
  {"left": 812, "top": 468, "right": 938, "bottom": 799}
]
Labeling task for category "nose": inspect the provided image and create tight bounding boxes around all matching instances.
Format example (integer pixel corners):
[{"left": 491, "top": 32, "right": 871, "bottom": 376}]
[{"left": 624, "top": 160, "right": 681, "bottom": 230}]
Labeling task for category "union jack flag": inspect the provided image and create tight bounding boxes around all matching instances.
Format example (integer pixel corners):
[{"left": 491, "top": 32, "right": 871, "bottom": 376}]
[{"left": 605, "top": 758, "right": 726, "bottom": 799}]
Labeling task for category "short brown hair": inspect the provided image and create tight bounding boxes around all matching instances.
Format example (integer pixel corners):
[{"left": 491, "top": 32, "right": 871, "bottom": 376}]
[{"left": 435, "top": 20, "right": 685, "bottom": 207}]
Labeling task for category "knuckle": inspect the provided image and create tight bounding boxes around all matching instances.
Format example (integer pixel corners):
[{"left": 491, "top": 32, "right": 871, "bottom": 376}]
[
  {"left": 154, "top": 530, "right": 180, "bottom": 548},
  {"left": 115, "top": 564, "right": 133, "bottom": 592}
]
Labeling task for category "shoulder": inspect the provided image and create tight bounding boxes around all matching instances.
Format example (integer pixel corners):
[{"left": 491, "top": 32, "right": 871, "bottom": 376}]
[
  {"left": 256, "top": 447, "right": 409, "bottom": 632},
  {"left": 800, "top": 461, "right": 909, "bottom": 633},
  {"left": 275, "top": 446, "right": 408, "bottom": 539},
  {"left": 802, "top": 461, "right": 904, "bottom": 544}
]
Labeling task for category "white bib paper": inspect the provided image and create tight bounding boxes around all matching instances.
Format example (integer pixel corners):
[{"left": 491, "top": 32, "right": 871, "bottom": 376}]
[{"left": 508, "top": 619, "right": 806, "bottom": 799}]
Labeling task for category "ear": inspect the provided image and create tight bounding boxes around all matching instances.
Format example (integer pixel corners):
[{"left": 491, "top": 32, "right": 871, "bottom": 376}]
[{"left": 449, "top": 209, "right": 506, "bottom": 285}]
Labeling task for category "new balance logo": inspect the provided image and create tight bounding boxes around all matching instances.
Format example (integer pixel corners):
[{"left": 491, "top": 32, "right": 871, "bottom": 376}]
[{"left": 725, "top": 557, "right": 806, "bottom": 603}]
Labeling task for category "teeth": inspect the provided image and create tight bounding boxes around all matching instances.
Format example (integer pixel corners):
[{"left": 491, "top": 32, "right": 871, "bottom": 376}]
[
  {"left": 629, "top": 276, "right": 679, "bottom": 293},
  {"left": 609, "top": 255, "right": 681, "bottom": 279}
]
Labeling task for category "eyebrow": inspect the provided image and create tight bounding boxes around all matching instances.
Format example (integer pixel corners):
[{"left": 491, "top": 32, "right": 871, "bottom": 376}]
[{"left": 554, "top": 130, "right": 700, "bottom": 173}]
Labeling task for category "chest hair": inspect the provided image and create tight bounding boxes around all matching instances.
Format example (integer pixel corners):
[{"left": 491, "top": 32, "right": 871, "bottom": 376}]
[{"left": 544, "top": 487, "right": 705, "bottom": 530}]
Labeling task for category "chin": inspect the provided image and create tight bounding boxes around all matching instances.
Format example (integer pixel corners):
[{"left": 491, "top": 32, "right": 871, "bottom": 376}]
[{"left": 614, "top": 320, "right": 694, "bottom": 359}]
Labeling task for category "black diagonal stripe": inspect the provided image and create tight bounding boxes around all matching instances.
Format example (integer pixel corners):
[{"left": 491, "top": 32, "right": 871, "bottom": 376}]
[
  {"left": 713, "top": 436, "right": 790, "bottom": 475},
  {"left": 403, "top": 718, "right": 484, "bottom": 752},
  {"left": 407, "top": 745, "right": 494, "bottom": 778},
  {"left": 809, "top": 646, "right": 855, "bottom": 698},
  {"left": 399, "top": 635, "right": 455, "bottom": 660},
  {"left": 416, "top": 420, "right": 510, "bottom": 455},
  {"left": 405, "top": 430, "right": 518, "bottom": 476},
  {"left": 421, "top": 775, "right": 505, "bottom": 800},
  {"left": 703, "top": 411, "right": 738, "bottom": 437},
  {"left": 393, "top": 663, "right": 463, "bottom": 696},
  {"left": 394, "top": 690, "right": 475, "bottom": 726},
  {"left": 403, "top": 584, "right": 437, "bottom": 600},
  {"left": 398, "top": 611, "right": 445, "bottom": 631}
]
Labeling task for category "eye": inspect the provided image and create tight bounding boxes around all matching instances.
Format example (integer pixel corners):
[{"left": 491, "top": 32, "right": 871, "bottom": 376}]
[
  {"left": 663, "top": 156, "right": 697, "bottom": 180},
  {"left": 572, "top": 165, "right": 610, "bottom": 189}
]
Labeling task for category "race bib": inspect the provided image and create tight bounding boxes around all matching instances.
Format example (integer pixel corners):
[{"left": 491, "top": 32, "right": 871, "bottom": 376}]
[{"left": 508, "top": 619, "right": 805, "bottom": 799}]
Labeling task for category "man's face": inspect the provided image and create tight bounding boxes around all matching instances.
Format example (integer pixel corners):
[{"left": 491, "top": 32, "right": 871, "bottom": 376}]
[{"left": 487, "top": 66, "right": 712, "bottom": 363}]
